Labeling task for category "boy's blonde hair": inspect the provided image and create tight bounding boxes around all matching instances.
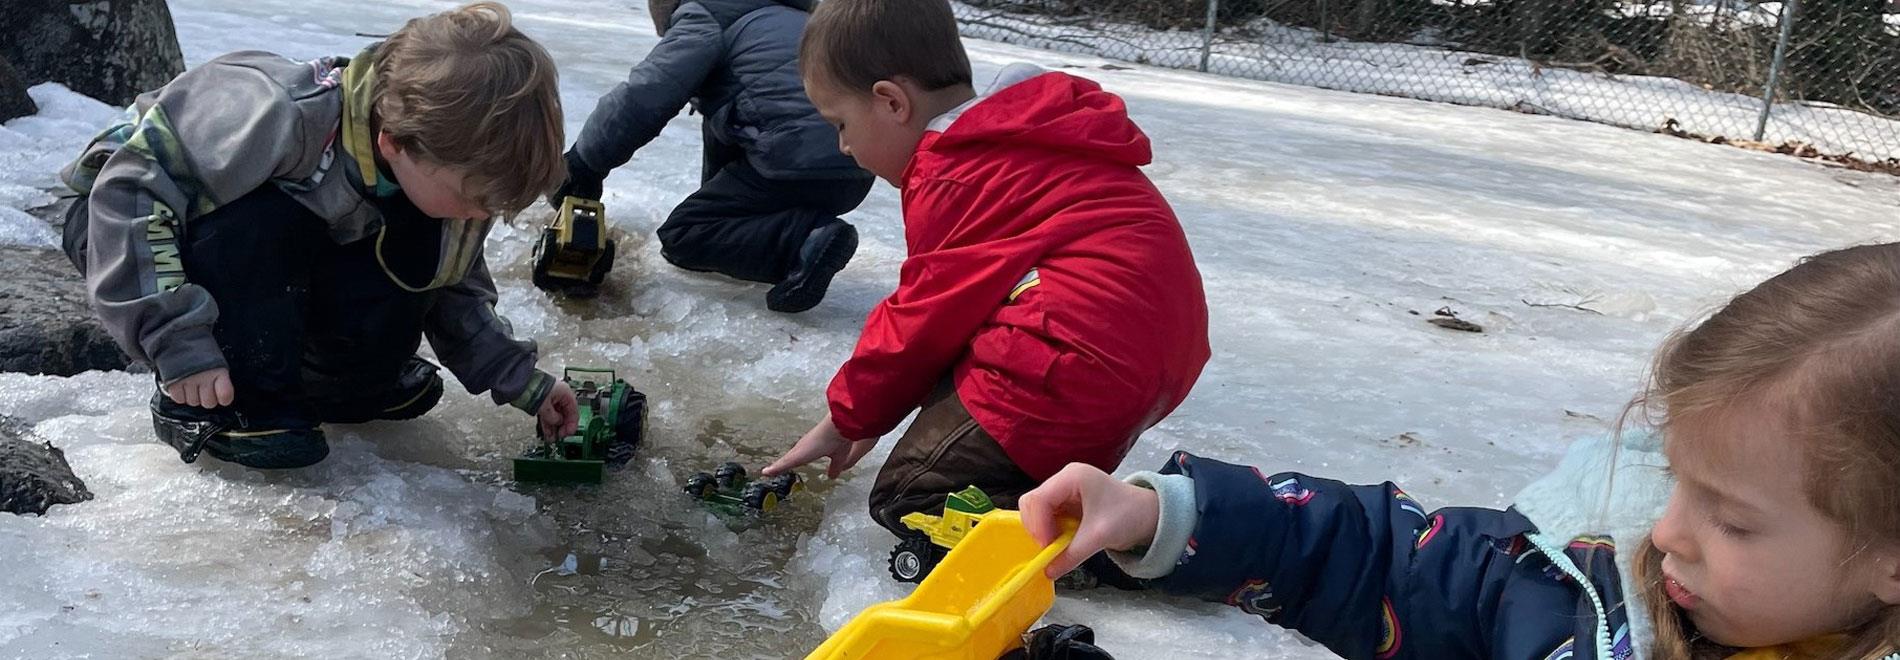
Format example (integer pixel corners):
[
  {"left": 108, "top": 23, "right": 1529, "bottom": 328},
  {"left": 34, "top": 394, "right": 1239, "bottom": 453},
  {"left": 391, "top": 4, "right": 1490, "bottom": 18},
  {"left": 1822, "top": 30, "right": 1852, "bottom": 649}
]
[
  {"left": 800, "top": 0, "right": 973, "bottom": 93},
  {"left": 373, "top": 1, "right": 563, "bottom": 215},
  {"left": 1625, "top": 243, "right": 1900, "bottom": 659}
]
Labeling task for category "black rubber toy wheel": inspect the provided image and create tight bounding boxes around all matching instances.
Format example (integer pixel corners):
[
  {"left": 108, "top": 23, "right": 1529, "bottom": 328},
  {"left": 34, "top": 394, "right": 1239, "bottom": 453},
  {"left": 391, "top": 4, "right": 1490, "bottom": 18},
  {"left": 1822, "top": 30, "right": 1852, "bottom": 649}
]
[
  {"left": 766, "top": 473, "right": 801, "bottom": 498},
  {"left": 588, "top": 239, "right": 616, "bottom": 287},
  {"left": 888, "top": 536, "right": 941, "bottom": 583},
  {"left": 608, "top": 386, "right": 646, "bottom": 464},
  {"left": 741, "top": 481, "right": 780, "bottom": 513},
  {"left": 714, "top": 462, "right": 746, "bottom": 490},
  {"left": 530, "top": 229, "right": 559, "bottom": 291},
  {"left": 684, "top": 473, "right": 716, "bottom": 499}
]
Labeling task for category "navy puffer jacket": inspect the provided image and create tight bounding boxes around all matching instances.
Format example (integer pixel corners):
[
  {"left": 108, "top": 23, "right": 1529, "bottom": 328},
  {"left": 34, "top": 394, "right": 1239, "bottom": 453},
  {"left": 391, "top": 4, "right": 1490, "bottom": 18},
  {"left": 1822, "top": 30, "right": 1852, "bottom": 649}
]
[{"left": 573, "top": 0, "right": 863, "bottom": 180}]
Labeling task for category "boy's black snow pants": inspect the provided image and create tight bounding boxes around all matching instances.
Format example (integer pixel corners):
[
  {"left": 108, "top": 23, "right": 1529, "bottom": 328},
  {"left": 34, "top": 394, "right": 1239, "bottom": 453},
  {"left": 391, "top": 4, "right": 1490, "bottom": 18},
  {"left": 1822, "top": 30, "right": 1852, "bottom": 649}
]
[
  {"left": 656, "top": 127, "right": 873, "bottom": 284},
  {"left": 175, "top": 185, "right": 441, "bottom": 426}
]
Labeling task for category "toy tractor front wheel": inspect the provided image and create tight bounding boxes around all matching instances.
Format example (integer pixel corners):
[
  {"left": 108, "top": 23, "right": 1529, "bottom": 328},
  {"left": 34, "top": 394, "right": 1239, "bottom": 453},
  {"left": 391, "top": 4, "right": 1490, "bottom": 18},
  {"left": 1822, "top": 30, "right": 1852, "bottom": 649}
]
[
  {"left": 684, "top": 472, "right": 716, "bottom": 499},
  {"left": 714, "top": 462, "right": 746, "bottom": 490},
  {"left": 530, "top": 229, "right": 560, "bottom": 291},
  {"left": 607, "top": 386, "right": 646, "bottom": 466},
  {"left": 588, "top": 239, "right": 616, "bottom": 288},
  {"left": 762, "top": 473, "right": 801, "bottom": 498},
  {"left": 888, "top": 536, "right": 942, "bottom": 583},
  {"left": 741, "top": 481, "right": 780, "bottom": 513}
]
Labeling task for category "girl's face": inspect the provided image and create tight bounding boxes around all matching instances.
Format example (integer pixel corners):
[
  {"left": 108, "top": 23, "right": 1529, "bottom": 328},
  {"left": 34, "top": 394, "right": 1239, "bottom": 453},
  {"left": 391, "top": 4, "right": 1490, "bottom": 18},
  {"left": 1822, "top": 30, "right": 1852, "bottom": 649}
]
[{"left": 1651, "top": 405, "right": 1900, "bottom": 646}]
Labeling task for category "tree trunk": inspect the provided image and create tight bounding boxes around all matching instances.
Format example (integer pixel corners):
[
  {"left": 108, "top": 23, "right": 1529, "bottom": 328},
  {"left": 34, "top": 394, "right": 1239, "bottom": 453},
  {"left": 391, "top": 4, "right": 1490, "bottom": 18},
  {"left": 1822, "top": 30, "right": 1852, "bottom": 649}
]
[
  {"left": 1782, "top": 0, "right": 1894, "bottom": 112},
  {"left": 1509, "top": 0, "right": 1561, "bottom": 56},
  {"left": 1352, "top": 0, "right": 1384, "bottom": 38}
]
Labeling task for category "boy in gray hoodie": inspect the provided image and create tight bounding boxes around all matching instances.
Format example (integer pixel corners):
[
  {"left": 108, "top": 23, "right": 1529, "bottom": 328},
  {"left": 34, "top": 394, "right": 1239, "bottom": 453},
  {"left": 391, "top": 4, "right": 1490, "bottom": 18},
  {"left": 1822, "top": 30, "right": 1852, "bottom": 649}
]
[{"left": 58, "top": 2, "right": 580, "bottom": 469}]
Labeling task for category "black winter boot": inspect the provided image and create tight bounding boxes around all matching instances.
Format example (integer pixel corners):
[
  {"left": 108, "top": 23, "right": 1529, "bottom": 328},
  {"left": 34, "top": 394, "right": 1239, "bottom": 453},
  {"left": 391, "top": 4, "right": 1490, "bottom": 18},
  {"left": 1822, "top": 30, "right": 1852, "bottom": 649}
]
[
  {"left": 766, "top": 221, "right": 857, "bottom": 313},
  {"left": 310, "top": 356, "right": 444, "bottom": 424},
  {"left": 150, "top": 391, "right": 328, "bottom": 469}
]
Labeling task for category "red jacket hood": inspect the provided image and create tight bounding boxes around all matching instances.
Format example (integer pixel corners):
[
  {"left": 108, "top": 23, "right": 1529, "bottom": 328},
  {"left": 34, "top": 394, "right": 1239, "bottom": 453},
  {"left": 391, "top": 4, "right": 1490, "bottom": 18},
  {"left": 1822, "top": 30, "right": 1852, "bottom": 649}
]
[{"left": 927, "top": 70, "right": 1153, "bottom": 167}]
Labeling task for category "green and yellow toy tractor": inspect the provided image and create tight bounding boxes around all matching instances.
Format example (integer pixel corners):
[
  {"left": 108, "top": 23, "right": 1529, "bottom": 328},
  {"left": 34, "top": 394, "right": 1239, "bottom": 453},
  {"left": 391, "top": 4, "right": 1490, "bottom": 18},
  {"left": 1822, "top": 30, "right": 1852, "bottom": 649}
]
[
  {"left": 888, "top": 486, "right": 996, "bottom": 582},
  {"left": 531, "top": 197, "right": 615, "bottom": 295},
  {"left": 512, "top": 367, "right": 645, "bottom": 484},
  {"left": 682, "top": 462, "right": 803, "bottom": 516}
]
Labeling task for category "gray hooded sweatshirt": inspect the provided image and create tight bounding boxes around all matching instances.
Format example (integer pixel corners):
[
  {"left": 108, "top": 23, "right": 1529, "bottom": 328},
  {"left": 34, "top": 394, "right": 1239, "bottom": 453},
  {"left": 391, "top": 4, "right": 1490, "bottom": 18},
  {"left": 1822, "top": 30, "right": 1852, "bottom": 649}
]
[{"left": 59, "top": 49, "right": 555, "bottom": 414}]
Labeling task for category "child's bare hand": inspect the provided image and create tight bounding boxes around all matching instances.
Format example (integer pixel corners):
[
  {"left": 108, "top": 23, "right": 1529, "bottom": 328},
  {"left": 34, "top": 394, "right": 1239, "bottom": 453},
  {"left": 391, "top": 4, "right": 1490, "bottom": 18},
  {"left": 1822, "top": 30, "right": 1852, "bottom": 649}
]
[
  {"left": 166, "top": 368, "right": 235, "bottom": 409},
  {"left": 1019, "top": 463, "right": 1160, "bottom": 578},
  {"left": 537, "top": 381, "right": 579, "bottom": 440},
  {"left": 764, "top": 415, "right": 876, "bottom": 478}
]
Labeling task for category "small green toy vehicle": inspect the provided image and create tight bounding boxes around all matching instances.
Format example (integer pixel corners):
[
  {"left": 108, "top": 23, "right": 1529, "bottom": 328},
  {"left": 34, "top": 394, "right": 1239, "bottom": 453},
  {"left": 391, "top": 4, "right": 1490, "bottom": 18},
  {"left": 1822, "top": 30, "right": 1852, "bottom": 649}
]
[
  {"left": 888, "top": 486, "right": 995, "bottom": 583},
  {"left": 512, "top": 367, "right": 645, "bottom": 484},
  {"left": 683, "top": 462, "right": 803, "bottom": 515},
  {"left": 532, "top": 196, "right": 615, "bottom": 296}
]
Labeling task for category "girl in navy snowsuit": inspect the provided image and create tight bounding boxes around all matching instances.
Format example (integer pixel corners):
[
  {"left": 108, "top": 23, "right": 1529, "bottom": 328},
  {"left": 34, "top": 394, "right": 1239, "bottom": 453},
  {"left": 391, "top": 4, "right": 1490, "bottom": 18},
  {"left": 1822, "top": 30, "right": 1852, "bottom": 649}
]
[{"left": 1022, "top": 242, "right": 1900, "bottom": 660}]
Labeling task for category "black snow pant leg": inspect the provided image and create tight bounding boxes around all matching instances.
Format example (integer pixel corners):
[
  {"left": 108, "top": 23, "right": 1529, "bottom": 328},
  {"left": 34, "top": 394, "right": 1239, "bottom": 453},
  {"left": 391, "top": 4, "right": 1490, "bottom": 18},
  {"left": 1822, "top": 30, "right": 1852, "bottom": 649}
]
[
  {"left": 301, "top": 193, "right": 442, "bottom": 413},
  {"left": 656, "top": 158, "right": 873, "bottom": 284},
  {"left": 176, "top": 185, "right": 327, "bottom": 429}
]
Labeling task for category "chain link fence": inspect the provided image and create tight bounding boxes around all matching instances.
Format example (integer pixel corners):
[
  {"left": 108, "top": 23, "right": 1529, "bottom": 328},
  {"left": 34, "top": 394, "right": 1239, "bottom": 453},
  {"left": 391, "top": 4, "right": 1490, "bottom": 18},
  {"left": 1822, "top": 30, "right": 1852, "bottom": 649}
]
[{"left": 954, "top": 0, "right": 1900, "bottom": 168}]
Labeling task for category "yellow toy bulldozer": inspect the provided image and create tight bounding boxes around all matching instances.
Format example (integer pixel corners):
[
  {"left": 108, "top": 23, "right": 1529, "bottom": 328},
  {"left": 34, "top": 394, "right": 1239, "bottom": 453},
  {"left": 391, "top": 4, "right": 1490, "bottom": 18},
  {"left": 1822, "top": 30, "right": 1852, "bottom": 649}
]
[{"left": 531, "top": 197, "right": 615, "bottom": 295}]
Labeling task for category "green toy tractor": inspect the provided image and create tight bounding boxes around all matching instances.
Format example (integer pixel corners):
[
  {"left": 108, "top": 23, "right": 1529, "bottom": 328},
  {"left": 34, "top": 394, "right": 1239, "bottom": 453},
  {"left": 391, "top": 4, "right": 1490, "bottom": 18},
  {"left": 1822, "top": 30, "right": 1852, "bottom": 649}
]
[
  {"left": 888, "top": 486, "right": 996, "bottom": 583},
  {"left": 531, "top": 197, "right": 615, "bottom": 296},
  {"left": 683, "top": 462, "right": 803, "bottom": 515},
  {"left": 512, "top": 367, "right": 645, "bottom": 484}
]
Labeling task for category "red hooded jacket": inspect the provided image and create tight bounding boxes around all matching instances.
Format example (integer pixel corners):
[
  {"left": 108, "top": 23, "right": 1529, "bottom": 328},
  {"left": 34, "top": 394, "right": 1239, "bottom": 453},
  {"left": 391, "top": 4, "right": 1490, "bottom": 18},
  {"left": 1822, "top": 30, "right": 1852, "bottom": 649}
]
[{"left": 827, "top": 68, "right": 1210, "bottom": 480}]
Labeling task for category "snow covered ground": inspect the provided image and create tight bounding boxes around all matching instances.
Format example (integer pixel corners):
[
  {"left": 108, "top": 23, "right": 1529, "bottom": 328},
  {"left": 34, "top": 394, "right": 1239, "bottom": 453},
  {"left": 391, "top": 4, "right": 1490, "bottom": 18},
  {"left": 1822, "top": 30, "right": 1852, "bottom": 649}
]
[
  {"left": 953, "top": 2, "right": 1900, "bottom": 162},
  {"left": 4, "top": 0, "right": 1900, "bottom": 658}
]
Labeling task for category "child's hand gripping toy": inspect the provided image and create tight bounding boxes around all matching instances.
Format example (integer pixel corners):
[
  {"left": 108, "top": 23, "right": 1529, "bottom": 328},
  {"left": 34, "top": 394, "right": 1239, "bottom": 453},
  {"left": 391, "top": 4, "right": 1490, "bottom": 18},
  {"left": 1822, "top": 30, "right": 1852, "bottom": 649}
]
[
  {"left": 512, "top": 367, "right": 645, "bottom": 484},
  {"left": 807, "top": 504, "right": 1078, "bottom": 660},
  {"left": 531, "top": 197, "right": 616, "bottom": 296}
]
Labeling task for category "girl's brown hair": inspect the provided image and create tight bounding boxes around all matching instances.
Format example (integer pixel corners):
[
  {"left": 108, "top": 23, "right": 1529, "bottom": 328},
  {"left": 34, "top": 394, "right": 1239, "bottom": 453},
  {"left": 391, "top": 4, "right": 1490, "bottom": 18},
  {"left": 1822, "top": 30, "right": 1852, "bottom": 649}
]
[
  {"left": 374, "top": 1, "right": 564, "bottom": 215},
  {"left": 1627, "top": 243, "right": 1900, "bottom": 659}
]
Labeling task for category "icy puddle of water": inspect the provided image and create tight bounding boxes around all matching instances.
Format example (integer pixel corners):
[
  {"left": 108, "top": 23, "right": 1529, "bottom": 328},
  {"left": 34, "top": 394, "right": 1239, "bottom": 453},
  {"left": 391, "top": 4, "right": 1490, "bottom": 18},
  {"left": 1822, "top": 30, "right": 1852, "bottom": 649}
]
[{"left": 455, "top": 415, "right": 843, "bottom": 658}]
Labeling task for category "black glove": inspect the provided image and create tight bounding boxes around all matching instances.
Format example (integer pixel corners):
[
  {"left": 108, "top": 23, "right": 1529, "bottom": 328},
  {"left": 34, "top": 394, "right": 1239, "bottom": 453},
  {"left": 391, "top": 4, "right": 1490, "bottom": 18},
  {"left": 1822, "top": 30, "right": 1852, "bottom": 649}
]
[
  {"left": 998, "top": 624, "right": 1114, "bottom": 660},
  {"left": 548, "top": 150, "right": 605, "bottom": 207}
]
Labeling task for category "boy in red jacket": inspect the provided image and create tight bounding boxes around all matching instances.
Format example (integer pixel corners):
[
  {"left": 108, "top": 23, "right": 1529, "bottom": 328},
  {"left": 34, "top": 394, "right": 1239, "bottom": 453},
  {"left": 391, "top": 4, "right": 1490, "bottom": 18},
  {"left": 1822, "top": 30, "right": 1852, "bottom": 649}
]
[{"left": 763, "top": 0, "right": 1209, "bottom": 541}]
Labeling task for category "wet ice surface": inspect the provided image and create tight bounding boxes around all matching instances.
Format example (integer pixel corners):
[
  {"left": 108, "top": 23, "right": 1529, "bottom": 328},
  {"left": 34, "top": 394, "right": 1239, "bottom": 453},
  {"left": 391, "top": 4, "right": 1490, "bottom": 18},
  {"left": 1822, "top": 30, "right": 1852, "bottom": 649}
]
[{"left": 3, "top": 0, "right": 1899, "bottom": 658}]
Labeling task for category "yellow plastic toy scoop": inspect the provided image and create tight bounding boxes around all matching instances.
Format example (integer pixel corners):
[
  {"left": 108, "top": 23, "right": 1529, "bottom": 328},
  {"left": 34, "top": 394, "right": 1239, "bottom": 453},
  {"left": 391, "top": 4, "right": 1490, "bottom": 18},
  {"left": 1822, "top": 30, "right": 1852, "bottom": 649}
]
[{"left": 806, "top": 510, "right": 1077, "bottom": 660}]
